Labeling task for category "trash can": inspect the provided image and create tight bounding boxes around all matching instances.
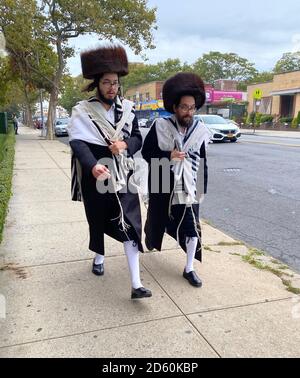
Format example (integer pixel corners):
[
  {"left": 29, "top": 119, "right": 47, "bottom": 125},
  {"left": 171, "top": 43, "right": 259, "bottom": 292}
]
[{"left": 0, "top": 112, "right": 8, "bottom": 134}]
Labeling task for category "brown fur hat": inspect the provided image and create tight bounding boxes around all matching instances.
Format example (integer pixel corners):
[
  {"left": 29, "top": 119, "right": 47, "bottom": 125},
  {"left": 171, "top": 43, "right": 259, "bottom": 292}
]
[
  {"left": 163, "top": 72, "right": 206, "bottom": 113},
  {"left": 81, "top": 44, "right": 129, "bottom": 79}
]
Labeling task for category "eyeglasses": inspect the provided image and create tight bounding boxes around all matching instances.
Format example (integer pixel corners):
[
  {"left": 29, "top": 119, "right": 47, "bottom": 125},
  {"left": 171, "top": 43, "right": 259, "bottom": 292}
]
[
  {"left": 178, "top": 104, "right": 196, "bottom": 113},
  {"left": 100, "top": 80, "right": 120, "bottom": 88}
]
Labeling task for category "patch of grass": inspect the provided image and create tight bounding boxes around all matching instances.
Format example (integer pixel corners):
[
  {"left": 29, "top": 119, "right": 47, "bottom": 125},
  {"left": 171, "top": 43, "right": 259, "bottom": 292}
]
[
  {"left": 278, "top": 265, "right": 289, "bottom": 270},
  {"left": 282, "top": 279, "right": 300, "bottom": 295},
  {"left": 242, "top": 248, "right": 298, "bottom": 294},
  {"left": 271, "top": 259, "right": 280, "bottom": 265},
  {"left": 248, "top": 248, "right": 265, "bottom": 256},
  {"left": 204, "top": 245, "right": 221, "bottom": 253},
  {"left": 0, "top": 125, "right": 15, "bottom": 244},
  {"left": 218, "top": 241, "right": 244, "bottom": 246}
]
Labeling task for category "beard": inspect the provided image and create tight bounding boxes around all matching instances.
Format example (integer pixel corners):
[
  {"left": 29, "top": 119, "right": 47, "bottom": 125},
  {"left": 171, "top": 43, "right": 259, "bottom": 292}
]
[
  {"left": 97, "top": 88, "right": 116, "bottom": 106},
  {"left": 177, "top": 114, "right": 194, "bottom": 128}
]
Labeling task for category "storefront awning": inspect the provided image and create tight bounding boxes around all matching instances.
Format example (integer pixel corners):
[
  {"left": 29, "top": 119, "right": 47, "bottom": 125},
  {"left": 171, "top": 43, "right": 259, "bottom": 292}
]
[{"left": 270, "top": 88, "right": 300, "bottom": 96}]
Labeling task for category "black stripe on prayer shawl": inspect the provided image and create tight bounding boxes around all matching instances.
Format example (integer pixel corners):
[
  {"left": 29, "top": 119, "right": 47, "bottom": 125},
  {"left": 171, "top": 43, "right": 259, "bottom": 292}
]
[
  {"left": 88, "top": 115, "right": 112, "bottom": 145},
  {"left": 122, "top": 125, "right": 131, "bottom": 138},
  {"left": 115, "top": 101, "right": 123, "bottom": 123},
  {"left": 183, "top": 120, "right": 199, "bottom": 145},
  {"left": 168, "top": 117, "right": 178, "bottom": 131},
  {"left": 71, "top": 154, "right": 82, "bottom": 201}
]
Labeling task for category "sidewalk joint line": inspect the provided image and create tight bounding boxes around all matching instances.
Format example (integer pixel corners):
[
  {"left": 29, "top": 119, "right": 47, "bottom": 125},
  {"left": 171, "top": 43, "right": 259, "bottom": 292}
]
[
  {"left": 140, "top": 262, "right": 222, "bottom": 357},
  {"left": 0, "top": 314, "right": 190, "bottom": 351}
]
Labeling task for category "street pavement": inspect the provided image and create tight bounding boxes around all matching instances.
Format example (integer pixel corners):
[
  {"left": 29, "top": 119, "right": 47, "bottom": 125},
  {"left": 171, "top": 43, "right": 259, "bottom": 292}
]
[
  {"left": 240, "top": 128, "right": 300, "bottom": 139},
  {"left": 0, "top": 125, "right": 300, "bottom": 358}
]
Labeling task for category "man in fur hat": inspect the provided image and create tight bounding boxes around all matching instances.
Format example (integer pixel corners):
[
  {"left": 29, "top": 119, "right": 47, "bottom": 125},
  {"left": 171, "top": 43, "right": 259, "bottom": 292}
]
[
  {"left": 142, "top": 73, "right": 210, "bottom": 287},
  {"left": 68, "top": 44, "right": 152, "bottom": 299}
]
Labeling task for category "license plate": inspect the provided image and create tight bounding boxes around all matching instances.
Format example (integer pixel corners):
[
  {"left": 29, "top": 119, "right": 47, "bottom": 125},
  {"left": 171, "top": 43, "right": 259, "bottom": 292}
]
[{"left": 228, "top": 133, "right": 234, "bottom": 138}]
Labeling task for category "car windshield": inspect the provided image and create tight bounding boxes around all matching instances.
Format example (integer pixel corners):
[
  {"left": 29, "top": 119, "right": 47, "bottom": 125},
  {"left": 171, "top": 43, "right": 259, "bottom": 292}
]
[
  {"left": 199, "top": 116, "right": 228, "bottom": 125},
  {"left": 56, "top": 118, "right": 69, "bottom": 125}
]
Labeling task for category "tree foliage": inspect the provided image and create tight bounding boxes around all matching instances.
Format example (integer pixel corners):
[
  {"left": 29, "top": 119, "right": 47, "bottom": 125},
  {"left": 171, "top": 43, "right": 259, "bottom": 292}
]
[
  {"left": 58, "top": 74, "right": 90, "bottom": 114},
  {"left": 192, "top": 51, "right": 258, "bottom": 83},
  {"left": 273, "top": 51, "right": 300, "bottom": 74},
  {"left": 122, "top": 59, "right": 191, "bottom": 90}
]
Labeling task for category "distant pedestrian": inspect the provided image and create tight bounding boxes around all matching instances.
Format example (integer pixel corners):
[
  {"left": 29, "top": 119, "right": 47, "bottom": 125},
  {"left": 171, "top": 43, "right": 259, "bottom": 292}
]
[
  {"left": 142, "top": 73, "right": 210, "bottom": 288},
  {"left": 68, "top": 44, "right": 152, "bottom": 300},
  {"left": 12, "top": 114, "right": 18, "bottom": 135}
]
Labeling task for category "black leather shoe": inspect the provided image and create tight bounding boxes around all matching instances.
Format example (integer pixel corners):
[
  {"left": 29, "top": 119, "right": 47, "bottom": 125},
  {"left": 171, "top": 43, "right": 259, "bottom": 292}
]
[
  {"left": 145, "top": 235, "right": 154, "bottom": 251},
  {"left": 131, "top": 287, "right": 152, "bottom": 299},
  {"left": 92, "top": 260, "right": 104, "bottom": 276},
  {"left": 183, "top": 270, "right": 202, "bottom": 287}
]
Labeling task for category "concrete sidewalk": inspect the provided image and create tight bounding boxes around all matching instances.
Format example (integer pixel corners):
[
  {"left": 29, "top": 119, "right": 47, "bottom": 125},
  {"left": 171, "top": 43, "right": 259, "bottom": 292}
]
[
  {"left": 0, "top": 125, "right": 300, "bottom": 358},
  {"left": 240, "top": 128, "right": 300, "bottom": 139}
]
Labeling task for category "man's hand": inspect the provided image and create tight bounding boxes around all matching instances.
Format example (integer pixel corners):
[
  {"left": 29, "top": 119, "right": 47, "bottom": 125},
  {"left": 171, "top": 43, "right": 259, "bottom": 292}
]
[
  {"left": 171, "top": 149, "right": 186, "bottom": 161},
  {"left": 92, "top": 164, "right": 111, "bottom": 180},
  {"left": 109, "top": 141, "right": 128, "bottom": 155}
]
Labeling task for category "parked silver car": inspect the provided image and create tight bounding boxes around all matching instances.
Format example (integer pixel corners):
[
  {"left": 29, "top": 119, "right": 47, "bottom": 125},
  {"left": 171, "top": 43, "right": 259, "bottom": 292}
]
[
  {"left": 55, "top": 118, "right": 69, "bottom": 137},
  {"left": 195, "top": 115, "right": 241, "bottom": 143}
]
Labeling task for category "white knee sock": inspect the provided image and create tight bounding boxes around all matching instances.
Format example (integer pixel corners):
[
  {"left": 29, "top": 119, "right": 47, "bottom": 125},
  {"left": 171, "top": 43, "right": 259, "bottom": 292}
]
[
  {"left": 124, "top": 241, "right": 143, "bottom": 289},
  {"left": 94, "top": 253, "right": 104, "bottom": 265},
  {"left": 185, "top": 237, "right": 198, "bottom": 273}
]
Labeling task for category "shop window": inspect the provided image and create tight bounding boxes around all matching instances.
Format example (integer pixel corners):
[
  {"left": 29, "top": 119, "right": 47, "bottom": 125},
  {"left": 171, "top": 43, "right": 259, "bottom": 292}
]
[{"left": 258, "top": 97, "right": 272, "bottom": 114}]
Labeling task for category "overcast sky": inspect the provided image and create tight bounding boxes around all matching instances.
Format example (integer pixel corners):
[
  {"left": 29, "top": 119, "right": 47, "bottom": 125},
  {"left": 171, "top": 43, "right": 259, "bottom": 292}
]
[{"left": 67, "top": 0, "right": 300, "bottom": 76}]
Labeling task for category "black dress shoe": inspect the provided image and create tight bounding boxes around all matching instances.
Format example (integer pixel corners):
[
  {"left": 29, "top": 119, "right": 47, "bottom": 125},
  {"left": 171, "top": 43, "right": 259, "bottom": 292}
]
[
  {"left": 92, "top": 260, "right": 104, "bottom": 276},
  {"left": 145, "top": 235, "right": 154, "bottom": 251},
  {"left": 131, "top": 287, "right": 152, "bottom": 299},
  {"left": 183, "top": 270, "right": 202, "bottom": 287}
]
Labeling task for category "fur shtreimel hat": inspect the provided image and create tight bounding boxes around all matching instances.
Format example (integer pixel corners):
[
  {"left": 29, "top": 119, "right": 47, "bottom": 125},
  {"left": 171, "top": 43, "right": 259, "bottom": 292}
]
[
  {"left": 163, "top": 73, "right": 206, "bottom": 113},
  {"left": 81, "top": 44, "right": 129, "bottom": 79}
]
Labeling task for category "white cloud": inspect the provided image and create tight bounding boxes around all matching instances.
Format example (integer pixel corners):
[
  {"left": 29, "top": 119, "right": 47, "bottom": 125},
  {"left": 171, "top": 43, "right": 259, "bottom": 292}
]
[{"left": 66, "top": 0, "right": 300, "bottom": 76}]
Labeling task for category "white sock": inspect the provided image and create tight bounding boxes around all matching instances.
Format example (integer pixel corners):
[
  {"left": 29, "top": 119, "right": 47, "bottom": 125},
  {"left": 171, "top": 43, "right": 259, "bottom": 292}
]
[
  {"left": 94, "top": 253, "right": 104, "bottom": 265},
  {"left": 124, "top": 241, "right": 143, "bottom": 289},
  {"left": 185, "top": 237, "right": 198, "bottom": 273}
]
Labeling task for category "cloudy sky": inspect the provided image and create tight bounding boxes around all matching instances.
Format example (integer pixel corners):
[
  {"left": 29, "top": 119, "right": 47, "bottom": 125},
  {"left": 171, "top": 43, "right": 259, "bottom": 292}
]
[{"left": 67, "top": 0, "right": 300, "bottom": 76}]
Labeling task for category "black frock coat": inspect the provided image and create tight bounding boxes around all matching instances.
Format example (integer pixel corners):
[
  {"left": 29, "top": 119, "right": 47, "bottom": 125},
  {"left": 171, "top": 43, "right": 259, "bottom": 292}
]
[
  {"left": 141, "top": 121, "right": 208, "bottom": 261},
  {"left": 70, "top": 116, "right": 143, "bottom": 255}
]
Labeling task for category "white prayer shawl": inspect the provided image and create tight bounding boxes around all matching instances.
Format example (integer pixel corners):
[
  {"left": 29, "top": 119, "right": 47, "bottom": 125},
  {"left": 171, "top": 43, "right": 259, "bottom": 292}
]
[
  {"left": 155, "top": 115, "right": 210, "bottom": 206},
  {"left": 68, "top": 97, "right": 136, "bottom": 193}
]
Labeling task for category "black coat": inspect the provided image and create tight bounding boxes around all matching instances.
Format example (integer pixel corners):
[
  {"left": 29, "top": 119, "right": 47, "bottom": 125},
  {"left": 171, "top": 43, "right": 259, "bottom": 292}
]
[
  {"left": 70, "top": 116, "right": 144, "bottom": 254},
  {"left": 141, "top": 121, "right": 208, "bottom": 261}
]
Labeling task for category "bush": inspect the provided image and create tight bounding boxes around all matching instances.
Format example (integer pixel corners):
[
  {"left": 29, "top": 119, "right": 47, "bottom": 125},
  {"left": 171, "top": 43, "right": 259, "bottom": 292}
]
[
  {"left": 255, "top": 113, "right": 263, "bottom": 126},
  {"left": 291, "top": 118, "right": 298, "bottom": 128},
  {"left": 246, "top": 111, "right": 256, "bottom": 125},
  {"left": 297, "top": 111, "right": 300, "bottom": 125},
  {"left": 280, "top": 117, "right": 293, "bottom": 124},
  {"left": 0, "top": 125, "right": 15, "bottom": 244},
  {"left": 260, "top": 115, "right": 274, "bottom": 123}
]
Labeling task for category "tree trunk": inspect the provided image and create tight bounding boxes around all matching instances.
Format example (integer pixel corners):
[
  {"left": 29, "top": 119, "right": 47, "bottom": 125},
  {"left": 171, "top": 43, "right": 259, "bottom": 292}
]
[
  {"left": 46, "top": 37, "right": 64, "bottom": 140},
  {"left": 23, "top": 84, "right": 33, "bottom": 128}
]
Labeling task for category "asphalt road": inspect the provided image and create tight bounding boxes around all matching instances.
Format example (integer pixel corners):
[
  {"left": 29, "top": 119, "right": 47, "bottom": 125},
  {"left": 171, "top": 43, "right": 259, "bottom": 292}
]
[
  {"left": 59, "top": 131, "right": 300, "bottom": 273},
  {"left": 201, "top": 134, "right": 300, "bottom": 273}
]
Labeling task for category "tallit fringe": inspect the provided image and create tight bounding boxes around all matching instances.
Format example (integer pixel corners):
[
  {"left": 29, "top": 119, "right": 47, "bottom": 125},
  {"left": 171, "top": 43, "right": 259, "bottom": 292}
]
[
  {"left": 176, "top": 204, "right": 187, "bottom": 247},
  {"left": 111, "top": 193, "right": 131, "bottom": 239},
  {"left": 191, "top": 206, "right": 202, "bottom": 251}
]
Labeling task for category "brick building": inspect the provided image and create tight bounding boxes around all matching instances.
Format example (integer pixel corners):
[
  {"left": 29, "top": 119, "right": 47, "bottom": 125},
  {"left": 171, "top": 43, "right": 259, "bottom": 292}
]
[{"left": 247, "top": 70, "right": 300, "bottom": 119}]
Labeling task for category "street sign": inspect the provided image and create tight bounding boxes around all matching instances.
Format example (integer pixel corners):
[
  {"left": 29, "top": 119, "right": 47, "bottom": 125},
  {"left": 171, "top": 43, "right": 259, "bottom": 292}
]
[{"left": 253, "top": 89, "right": 263, "bottom": 100}]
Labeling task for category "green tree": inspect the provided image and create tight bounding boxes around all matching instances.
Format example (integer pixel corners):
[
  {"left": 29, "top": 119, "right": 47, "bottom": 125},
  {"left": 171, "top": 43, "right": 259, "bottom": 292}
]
[
  {"left": 238, "top": 71, "right": 274, "bottom": 91},
  {"left": 38, "top": 0, "right": 157, "bottom": 139},
  {"left": 0, "top": 0, "right": 57, "bottom": 125},
  {"left": 274, "top": 52, "right": 300, "bottom": 74},
  {"left": 123, "top": 59, "right": 191, "bottom": 90},
  {"left": 59, "top": 74, "right": 89, "bottom": 114},
  {"left": 193, "top": 51, "right": 258, "bottom": 84}
]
